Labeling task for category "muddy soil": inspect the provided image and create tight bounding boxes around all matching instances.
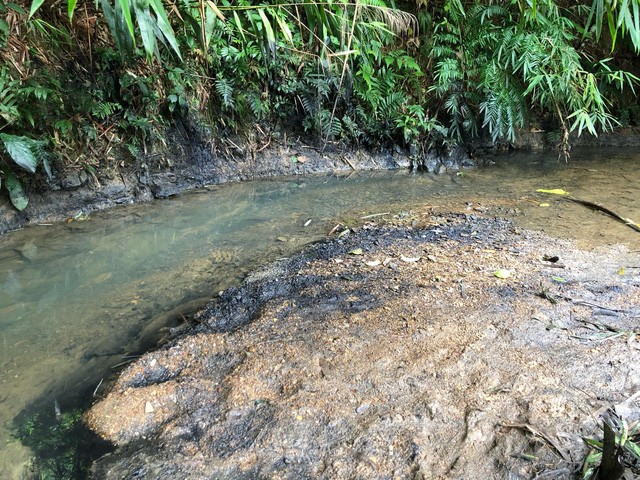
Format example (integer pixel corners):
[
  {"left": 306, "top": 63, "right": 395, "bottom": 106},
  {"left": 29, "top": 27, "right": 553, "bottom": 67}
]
[{"left": 86, "top": 213, "right": 640, "bottom": 479}]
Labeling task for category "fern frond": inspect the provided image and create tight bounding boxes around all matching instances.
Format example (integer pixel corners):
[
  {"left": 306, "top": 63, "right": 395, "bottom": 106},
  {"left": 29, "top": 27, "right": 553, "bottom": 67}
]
[{"left": 215, "top": 76, "right": 235, "bottom": 110}]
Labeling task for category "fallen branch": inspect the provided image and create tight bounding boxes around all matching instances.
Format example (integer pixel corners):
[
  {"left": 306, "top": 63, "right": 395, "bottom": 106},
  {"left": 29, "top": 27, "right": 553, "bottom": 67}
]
[
  {"left": 563, "top": 197, "right": 640, "bottom": 233},
  {"left": 554, "top": 294, "right": 629, "bottom": 314}
]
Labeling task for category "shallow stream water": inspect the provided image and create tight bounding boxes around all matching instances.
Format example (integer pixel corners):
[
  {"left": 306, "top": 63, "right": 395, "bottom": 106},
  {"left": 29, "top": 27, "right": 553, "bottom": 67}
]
[{"left": 0, "top": 147, "right": 639, "bottom": 477}]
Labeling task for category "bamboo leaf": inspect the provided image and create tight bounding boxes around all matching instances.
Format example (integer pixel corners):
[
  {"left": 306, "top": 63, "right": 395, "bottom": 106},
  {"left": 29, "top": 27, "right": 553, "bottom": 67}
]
[
  {"left": 258, "top": 8, "right": 275, "bottom": 57},
  {"left": 68, "top": 0, "right": 78, "bottom": 20},
  {"left": 133, "top": 0, "right": 157, "bottom": 60},
  {"left": 274, "top": 10, "right": 293, "bottom": 45},
  {"left": 205, "top": 0, "right": 224, "bottom": 22},
  {"left": 100, "top": 0, "right": 134, "bottom": 54},
  {"left": 118, "top": 0, "right": 136, "bottom": 43},
  {"left": 149, "top": 0, "right": 181, "bottom": 58},
  {"left": 28, "top": 0, "right": 45, "bottom": 19},
  {"left": 625, "top": 439, "right": 640, "bottom": 459},
  {"left": 233, "top": 11, "right": 246, "bottom": 41}
]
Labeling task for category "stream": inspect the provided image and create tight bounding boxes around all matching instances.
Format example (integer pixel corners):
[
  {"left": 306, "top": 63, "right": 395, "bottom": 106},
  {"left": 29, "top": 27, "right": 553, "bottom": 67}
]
[{"left": 0, "top": 147, "right": 639, "bottom": 478}]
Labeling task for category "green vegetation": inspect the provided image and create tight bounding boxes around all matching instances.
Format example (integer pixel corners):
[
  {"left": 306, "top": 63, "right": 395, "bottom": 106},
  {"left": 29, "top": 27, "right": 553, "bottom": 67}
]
[
  {"left": 17, "top": 407, "right": 106, "bottom": 479},
  {"left": 582, "top": 414, "right": 640, "bottom": 479},
  {"left": 0, "top": 0, "right": 639, "bottom": 208}
]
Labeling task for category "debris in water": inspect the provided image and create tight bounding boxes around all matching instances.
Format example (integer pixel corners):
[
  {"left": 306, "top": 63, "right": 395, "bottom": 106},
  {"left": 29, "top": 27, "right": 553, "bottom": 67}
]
[{"left": 536, "top": 188, "right": 570, "bottom": 195}]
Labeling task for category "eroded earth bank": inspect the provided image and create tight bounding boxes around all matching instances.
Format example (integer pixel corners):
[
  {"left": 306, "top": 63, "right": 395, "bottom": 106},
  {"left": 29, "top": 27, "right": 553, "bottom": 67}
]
[{"left": 87, "top": 213, "right": 640, "bottom": 479}]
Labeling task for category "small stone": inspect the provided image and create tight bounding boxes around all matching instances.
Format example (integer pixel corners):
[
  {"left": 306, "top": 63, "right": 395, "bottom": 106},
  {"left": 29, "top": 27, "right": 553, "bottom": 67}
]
[{"left": 145, "top": 401, "right": 154, "bottom": 414}]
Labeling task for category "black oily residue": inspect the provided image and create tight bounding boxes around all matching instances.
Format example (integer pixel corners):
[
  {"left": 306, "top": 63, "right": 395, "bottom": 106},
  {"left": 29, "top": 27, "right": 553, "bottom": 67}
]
[
  {"left": 208, "top": 403, "right": 275, "bottom": 458},
  {"left": 195, "top": 215, "right": 518, "bottom": 336}
]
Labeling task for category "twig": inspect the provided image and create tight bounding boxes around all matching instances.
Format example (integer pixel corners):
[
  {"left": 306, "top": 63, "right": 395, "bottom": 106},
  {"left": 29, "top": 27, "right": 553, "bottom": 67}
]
[
  {"left": 342, "top": 156, "right": 356, "bottom": 170},
  {"left": 617, "top": 389, "right": 640, "bottom": 407},
  {"left": 256, "top": 137, "right": 271, "bottom": 153},
  {"left": 554, "top": 293, "right": 630, "bottom": 314},
  {"left": 93, "top": 378, "right": 104, "bottom": 397},
  {"left": 360, "top": 212, "right": 390, "bottom": 219},
  {"left": 501, "top": 423, "right": 570, "bottom": 461},
  {"left": 563, "top": 197, "right": 640, "bottom": 233},
  {"left": 225, "top": 138, "right": 244, "bottom": 153}
]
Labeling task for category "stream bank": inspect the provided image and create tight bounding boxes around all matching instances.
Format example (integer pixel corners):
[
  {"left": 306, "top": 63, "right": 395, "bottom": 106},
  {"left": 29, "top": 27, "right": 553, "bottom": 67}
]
[
  {"left": 86, "top": 212, "right": 640, "bottom": 479},
  {"left": 3, "top": 113, "right": 640, "bottom": 235},
  {"left": 4, "top": 116, "right": 473, "bottom": 234}
]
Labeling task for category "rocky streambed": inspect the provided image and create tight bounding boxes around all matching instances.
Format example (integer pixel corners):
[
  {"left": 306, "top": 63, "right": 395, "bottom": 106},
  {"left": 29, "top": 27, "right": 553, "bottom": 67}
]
[{"left": 86, "top": 212, "right": 640, "bottom": 479}]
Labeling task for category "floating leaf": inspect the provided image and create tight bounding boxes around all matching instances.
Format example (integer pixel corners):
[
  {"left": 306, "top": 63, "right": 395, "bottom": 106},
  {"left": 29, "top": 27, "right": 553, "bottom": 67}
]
[
  {"left": 551, "top": 276, "right": 567, "bottom": 283},
  {"left": 618, "top": 267, "right": 625, "bottom": 275},
  {"left": 349, "top": 248, "right": 363, "bottom": 255},
  {"left": 4, "top": 170, "right": 28, "bottom": 210},
  {"left": 536, "top": 188, "right": 570, "bottom": 195},
  {"left": 539, "top": 203, "right": 551, "bottom": 207},
  {"left": 290, "top": 156, "right": 298, "bottom": 163},
  {"left": 494, "top": 269, "right": 511, "bottom": 279}
]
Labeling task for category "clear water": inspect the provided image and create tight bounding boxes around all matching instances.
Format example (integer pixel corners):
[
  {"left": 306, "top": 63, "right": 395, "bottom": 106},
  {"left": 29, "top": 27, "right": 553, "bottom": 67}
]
[{"left": 0, "top": 147, "right": 639, "bottom": 477}]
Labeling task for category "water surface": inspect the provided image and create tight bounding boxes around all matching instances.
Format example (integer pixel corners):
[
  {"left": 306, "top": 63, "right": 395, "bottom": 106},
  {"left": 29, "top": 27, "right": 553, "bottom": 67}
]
[{"left": 1, "top": 147, "right": 639, "bottom": 477}]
